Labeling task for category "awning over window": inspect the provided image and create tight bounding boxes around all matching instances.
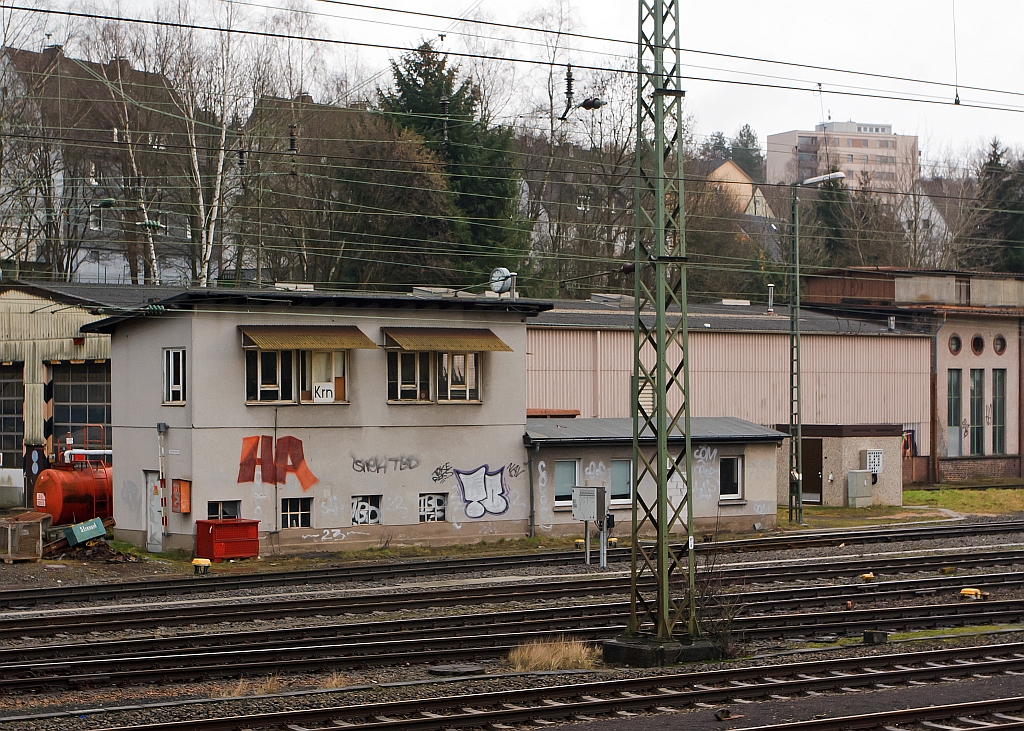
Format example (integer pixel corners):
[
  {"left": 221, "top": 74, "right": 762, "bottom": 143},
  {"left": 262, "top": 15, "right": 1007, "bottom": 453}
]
[
  {"left": 382, "top": 328, "right": 512, "bottom": 352},
  {"left": 239, "top": 325, "right": 377, "bottom": 350}
]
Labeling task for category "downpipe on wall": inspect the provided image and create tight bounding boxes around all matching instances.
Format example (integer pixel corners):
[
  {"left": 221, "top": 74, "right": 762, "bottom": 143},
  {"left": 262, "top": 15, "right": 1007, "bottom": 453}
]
[{"left": 527, "top": 442, "right": 540, "bottom": 538}]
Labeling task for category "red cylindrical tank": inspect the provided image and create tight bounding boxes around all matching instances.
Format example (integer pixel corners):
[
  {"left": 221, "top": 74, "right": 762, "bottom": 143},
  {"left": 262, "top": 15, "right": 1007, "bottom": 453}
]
[{"left": 33, "top": 465, "right": 113, "bottom": 526}]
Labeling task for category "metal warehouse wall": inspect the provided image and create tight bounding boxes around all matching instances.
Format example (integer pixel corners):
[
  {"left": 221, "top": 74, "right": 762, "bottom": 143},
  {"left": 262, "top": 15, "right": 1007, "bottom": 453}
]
[
  {"left": 0, "top": 290, "right": 109, "bottom": 445},
  {"left": 526, "top": 328, "right": 932, "bottom": 454}
]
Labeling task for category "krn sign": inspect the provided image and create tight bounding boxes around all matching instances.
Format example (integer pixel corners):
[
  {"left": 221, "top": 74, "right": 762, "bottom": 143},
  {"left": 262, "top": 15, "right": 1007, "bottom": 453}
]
[{"left": 312, "top": 383, "right": 335, "bottom": 403}]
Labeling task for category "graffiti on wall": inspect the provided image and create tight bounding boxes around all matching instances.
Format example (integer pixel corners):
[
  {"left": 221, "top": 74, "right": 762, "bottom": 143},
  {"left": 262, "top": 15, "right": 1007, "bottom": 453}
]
[
  {"left": 431, "top": 463, "right": 453, "bottom": 483},
  {"left": 691, "top": 445, "right": 719, "bottom": 502},
  {"left": 238, "top": 436, "right": 319, "bottom": 491},
  {"left": 352, "top": 455, "right": 420, "bottom": 473},
  {"left": 535, "top": 460, "right": 553, "bottom": 529},
  {"left": 454, "top": 465, "right": 509, "bottom": 518},
  {"left": 584, "top": 460, "right": 608, "bottom": 484},
  {"left": 419, "top": 493, "right": 446, "bottom": 521}
]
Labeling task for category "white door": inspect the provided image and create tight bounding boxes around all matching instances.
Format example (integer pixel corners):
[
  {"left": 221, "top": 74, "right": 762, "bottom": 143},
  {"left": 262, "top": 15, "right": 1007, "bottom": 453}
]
[{"left": 145, "top": 470, "right": 162, "bottom": 552}]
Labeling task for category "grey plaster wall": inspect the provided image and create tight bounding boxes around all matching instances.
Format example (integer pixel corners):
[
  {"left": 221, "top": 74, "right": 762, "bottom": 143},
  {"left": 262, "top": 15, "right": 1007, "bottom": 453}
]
[
  {"left": 532, "top": 440, "right": 779, "bottom": 537},
  {"left": 777, "top": 435, "right": 902, "bottom": 507},
  {"left": 110, "top": 305, "right": 534, "bottom": 553}
]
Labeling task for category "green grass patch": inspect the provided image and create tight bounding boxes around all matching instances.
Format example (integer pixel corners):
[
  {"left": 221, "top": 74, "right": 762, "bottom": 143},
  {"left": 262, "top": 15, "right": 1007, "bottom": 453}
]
[
  {"left": 778, "top": 504, "right": 949, "bottom": 530},
  {"left": 887, "top": 624, "right": 1021, "bottom": 641},
  {"left": 904, "top": 488, "right": 1024, "bottom": 515}
]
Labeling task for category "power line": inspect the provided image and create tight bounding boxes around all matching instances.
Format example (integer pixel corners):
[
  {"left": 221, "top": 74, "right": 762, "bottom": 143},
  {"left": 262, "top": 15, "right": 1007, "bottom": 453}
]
[{"left": 7, "top": 5, "right": 1024, "bottom": 115}]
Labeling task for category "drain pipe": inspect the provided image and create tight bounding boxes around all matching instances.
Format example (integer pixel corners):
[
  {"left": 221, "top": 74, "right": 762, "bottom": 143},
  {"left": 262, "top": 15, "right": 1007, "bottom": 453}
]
[{"left": 526, "top": 441, "right": 540, "bottom": 538}]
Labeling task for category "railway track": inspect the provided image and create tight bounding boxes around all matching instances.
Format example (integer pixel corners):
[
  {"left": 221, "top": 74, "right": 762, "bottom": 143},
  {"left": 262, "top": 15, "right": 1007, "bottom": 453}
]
[
  {"left": 733, "top": 697, "right": 1024, "bottom": 730},
  {"left": 4, "top": 519, "right": 1020, "bottom": 609},
  {"left": 6, "top": 642, "right": 1023, "bottom": 730},
  {"left": 8, "top": 569, "right": 1024, "bottom": 664},
  {"left": 3, "top": 546, "right": 1021, "bottom": 639},
  {"left": 3, "top": 592, "right": 1023, "bottom": 691}
]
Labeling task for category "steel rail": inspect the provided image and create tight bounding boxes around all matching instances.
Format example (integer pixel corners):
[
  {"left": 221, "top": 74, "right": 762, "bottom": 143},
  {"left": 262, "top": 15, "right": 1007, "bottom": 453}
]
[
  {"left": 2, "top": 547, "right": 1021, "bottom": 639},
  {"left": 731, "top": 697, "right": 1024, "bottom": 730},
  {"left": 6, "top": 569, "right": 1023, "bottom": 663},
  {"left": 32, "top": 643, "right": 1024, "bottom": 731},
  {"left": 3, "top": 597, "right": 1022, "bottom": 692},
  {"left": 4, "top": 519, "right": 1020, "bottom": 608}
]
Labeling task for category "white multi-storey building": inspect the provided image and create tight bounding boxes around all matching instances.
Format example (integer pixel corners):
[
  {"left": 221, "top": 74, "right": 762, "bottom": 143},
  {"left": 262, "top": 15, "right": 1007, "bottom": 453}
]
[{"left": 767, "top": 122, "right": 919, "bottom": 190}]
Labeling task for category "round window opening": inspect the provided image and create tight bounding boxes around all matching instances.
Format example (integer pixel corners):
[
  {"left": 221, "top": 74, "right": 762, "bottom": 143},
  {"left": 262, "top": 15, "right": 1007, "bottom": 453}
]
[
  {"left": 995, "top": 335, "right": 1007, "bottom": 355},
  {"left": 971, "top": 335, "right": 985, "bottom": 355},
  {"left": 949, "top": 334, "right": 962, "bottom": 355}
]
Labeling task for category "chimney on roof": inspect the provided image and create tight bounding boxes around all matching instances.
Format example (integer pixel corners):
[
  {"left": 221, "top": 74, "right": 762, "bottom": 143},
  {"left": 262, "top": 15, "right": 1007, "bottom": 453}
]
[
  {"left": 42, "top": 44, "right": 63, "bottom": 63},
  {"left": 106, "top": 56, "right": 133, "bottom": 79},
  {"left": 294, "top": 92, "right": 314, "bottom": 105}
]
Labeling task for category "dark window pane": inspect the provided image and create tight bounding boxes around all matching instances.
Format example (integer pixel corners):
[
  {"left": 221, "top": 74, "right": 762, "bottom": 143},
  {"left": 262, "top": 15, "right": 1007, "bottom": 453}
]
[
  {"left": 387, "top": 351, "right": 398, "bottom": 400},
  {"left": 418, "top": 353, "right": 430, "bottom": 400},
  {"left": 281, "top": 351, "right": 293, "bottom": 401},
  {"left": 246, "top": 351, "right": 258, "bottom": 400},
  {"left": 260, "top": 351, "right": 278, "bottom": 387},
  {"left": 437, "top": 353, "right": 448, "bottom": 400}
]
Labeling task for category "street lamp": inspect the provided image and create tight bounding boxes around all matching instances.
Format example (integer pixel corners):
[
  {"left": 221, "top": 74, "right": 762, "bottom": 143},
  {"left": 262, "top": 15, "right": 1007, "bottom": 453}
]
[{"left": 789, "top": 171, "right": 845, "bottom": 524}]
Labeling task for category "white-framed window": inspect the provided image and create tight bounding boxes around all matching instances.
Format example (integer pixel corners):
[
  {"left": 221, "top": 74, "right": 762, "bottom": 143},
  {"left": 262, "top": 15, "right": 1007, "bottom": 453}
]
[
  {"left": 437, "top": 352, "right": 479, "bottom": 401},
  {"left": 387, "top": 351, "right": 431, "bottom": 402},
  {"left": 208, "top": 500, "right": 241, "bottom": 519},
  {"left": 610, "top": 459, "right": 632, "bottom": 503},
  {"left": 352, "top": 495, "right": 381, "bottom": 525},
  {"left": 720, "top": 456, "right": 743, "bottom": 500},
  {"left": 300, "top": 350, "right": 346, "bottom": 403},
  {"left": 419, "top": 493, "right": 446, "bottom": 522},
  {"left": 281, "top": 497, "right": 312, "bottom": 528},
  {"left": 88, "top": 206, "right": 103, "bottom": 231},
  {"left": 245, "top": 349, "right": 294, "bottom": 403},
  {"left": 553, "top": 459, "right": 578, "bottom": 505},
  {"left": 163, "top": 348, "right": 186, "bottom": 404}
]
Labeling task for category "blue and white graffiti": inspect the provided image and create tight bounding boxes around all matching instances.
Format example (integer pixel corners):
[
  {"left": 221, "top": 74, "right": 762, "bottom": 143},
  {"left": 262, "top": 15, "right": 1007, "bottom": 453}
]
[{"left": 454, "top": 465, "right": 509, "bottom": 518}]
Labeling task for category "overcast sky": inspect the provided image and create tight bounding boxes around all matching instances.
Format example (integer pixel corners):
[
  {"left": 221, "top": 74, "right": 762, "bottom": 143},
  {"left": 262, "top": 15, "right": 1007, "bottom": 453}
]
[{"left": 310, "top": 0, "right": 1024, "bottom": 168}]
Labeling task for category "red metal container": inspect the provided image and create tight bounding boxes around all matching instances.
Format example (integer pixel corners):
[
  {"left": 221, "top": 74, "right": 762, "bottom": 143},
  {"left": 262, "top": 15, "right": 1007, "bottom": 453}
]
[
  {"left": 33, "top": 464, "right": 113, "bottom": 526},
  {"left": 195, "top": 519, "right": 260, "bottom": 562}
]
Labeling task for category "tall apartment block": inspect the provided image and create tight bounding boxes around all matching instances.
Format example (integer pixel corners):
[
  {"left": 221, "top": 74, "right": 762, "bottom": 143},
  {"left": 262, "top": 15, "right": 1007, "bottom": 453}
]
[{"left": 767, "top": 122, "right": 919, "bottom": 190}]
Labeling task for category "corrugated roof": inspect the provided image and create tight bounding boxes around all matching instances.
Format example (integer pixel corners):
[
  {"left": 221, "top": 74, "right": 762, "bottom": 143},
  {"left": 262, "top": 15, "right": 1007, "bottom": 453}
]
[
  {"left": 383, "top": 328, "right": 512, "bottom": 352},
  {"left": 239, "top": 325, "right": 376, "bottom": 350},
  {"left": 524, "top": 417, "right": 786, "bottom": 445},
  {"left": 0, "top": 282, "right": 190, "bottom": 310}
]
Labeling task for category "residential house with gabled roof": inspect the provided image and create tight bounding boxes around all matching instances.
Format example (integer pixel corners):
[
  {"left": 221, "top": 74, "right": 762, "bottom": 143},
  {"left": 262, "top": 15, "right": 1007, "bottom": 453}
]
[{"left": 0, "top": 45, "right": 197, "bottom": 284}]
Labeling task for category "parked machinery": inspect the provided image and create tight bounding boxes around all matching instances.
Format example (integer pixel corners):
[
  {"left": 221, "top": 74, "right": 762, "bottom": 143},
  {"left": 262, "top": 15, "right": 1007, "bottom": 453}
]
[{"left": 33, "top": 425, "right": 112, "bottom": 526}]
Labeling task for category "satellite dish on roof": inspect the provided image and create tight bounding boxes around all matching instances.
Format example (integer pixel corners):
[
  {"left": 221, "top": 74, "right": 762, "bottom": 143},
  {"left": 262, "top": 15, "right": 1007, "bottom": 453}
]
[{"left": 490, "top": 267, "right": 513, "bottom": 294}]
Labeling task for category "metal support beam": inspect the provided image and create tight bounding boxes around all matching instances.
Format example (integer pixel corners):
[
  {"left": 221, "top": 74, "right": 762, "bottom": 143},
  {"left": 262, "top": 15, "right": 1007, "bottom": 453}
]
[
  {"left": 628, "top": 0, "right": 695, "bottom": 642},
  {"left": 788, "top": 188, "right": 804, "bottom": 524}
]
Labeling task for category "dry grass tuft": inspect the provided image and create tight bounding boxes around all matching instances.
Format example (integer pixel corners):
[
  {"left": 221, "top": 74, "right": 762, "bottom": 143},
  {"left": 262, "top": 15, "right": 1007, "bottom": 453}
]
[
  {"left": 250, "top": 675, "right": 282, "bottom": 695},
  {"left": 507, "top": 636, "right": 600, "bottom": 671},
  {"left": 210, "top": 678, "right": 251, "bottom": 698},
  {"left": 320, "top": 670, "right": 354, "bottom": 689}
]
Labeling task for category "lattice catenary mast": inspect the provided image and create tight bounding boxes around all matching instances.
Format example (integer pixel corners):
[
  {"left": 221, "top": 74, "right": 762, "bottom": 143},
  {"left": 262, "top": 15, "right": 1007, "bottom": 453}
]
[{"left": 627, "top": 0, "right": 695, "bottom": 645}]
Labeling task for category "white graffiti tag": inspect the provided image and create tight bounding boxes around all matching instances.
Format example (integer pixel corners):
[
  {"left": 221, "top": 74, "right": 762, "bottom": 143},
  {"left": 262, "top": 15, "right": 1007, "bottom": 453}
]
[{"left": 455, "top": 465, "right": 509, "bottom": 518}]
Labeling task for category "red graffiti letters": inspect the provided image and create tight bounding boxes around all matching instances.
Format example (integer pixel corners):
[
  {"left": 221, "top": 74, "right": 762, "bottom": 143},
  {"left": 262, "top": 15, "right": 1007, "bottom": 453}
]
[{"left": 237, "top": 435, "right": 319, "bottom": 491}]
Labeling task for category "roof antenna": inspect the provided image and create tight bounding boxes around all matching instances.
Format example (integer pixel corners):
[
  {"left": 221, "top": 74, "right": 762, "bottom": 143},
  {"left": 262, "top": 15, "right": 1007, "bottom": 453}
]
[{"left": 952, "top": 0, "right": 961, "bottom": 105}]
